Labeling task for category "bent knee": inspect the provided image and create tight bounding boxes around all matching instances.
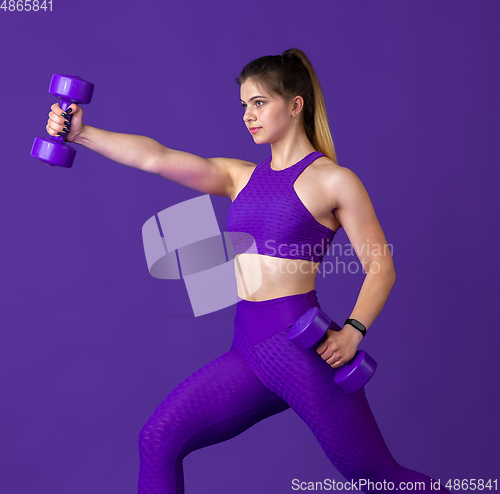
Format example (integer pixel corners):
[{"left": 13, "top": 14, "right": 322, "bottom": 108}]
[{"left": 138, "top": 400, "right": 207, "bottom": 459}]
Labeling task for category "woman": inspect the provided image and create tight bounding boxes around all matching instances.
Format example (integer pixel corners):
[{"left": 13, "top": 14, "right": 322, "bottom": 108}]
[{"left": 46, "top": 49, "right": 449, "bottom": 493}]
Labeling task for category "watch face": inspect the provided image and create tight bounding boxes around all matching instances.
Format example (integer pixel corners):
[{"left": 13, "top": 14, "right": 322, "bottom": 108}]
[
  {"left": 355, "top": 320, "right": 365, "bottom": 331},
  {"left": 350, "top": 319, "right": 366, "bottom": 332}
]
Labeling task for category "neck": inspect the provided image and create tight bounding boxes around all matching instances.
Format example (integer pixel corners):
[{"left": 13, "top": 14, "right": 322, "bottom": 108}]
[{"left": 269, "top": 129, "right": 316, "bottom": 171}]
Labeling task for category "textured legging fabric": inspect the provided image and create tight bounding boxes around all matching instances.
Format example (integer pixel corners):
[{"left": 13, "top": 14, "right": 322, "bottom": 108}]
[{"left": 138, "top": 290, "right": 449, "bottom": 493}]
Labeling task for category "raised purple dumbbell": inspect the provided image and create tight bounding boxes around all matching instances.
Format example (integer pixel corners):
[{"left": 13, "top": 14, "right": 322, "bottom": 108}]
[
  {"left": 289, "top": 307, "right": 377, "bottom": 394},
  {"left": 30, "top": 74, "right": 94, "bottom": 168}
]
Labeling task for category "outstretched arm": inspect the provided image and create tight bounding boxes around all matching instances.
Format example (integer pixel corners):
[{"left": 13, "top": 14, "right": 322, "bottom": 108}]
[{"left": 46, "top": 102, "right": 249, "bottom": 198}]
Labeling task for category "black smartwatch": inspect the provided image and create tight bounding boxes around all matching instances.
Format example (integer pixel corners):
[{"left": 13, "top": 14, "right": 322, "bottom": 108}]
[{"left": 344, "top": 318, "right": 367, "bottom": 338}]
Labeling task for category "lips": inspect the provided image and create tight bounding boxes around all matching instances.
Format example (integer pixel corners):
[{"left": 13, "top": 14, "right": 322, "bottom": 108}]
[{"left": 249, "top": 127, "right": 261, "bottom": 134}]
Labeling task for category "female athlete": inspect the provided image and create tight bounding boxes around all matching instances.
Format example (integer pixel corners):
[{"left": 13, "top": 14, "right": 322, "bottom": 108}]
[{"left": 45, "top": 48, "right": 449, "bottom": 494}]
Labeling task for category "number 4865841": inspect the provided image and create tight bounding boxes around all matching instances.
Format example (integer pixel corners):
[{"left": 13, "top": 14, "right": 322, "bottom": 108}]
[{"left": 1, "top": 0, "right": 53, "bottom": 11}]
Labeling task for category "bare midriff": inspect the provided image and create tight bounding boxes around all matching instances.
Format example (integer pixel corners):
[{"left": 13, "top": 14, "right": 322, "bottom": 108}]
[{"left": 233, "top": 253, "right": 321, "bottom": 301}]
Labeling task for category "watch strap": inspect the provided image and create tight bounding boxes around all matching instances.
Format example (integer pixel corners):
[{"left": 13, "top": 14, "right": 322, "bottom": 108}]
[{"left": 344, "top": 318, "right": 367, "bottom": 338}]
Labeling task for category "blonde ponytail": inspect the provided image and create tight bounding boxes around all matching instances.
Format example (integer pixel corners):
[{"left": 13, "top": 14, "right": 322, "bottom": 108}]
[{"left": 285, "top": 49, "right": 338, "bottom": 164}]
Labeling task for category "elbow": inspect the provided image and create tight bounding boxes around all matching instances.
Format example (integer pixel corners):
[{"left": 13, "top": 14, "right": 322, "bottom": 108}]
[
  {"left": 386, "top": 263, "right": 396, "bottom": 287},
  {"left": 143, "top": 150, "right": 161, "bottom": 175},
  {"left": 144, "top": 143, "right": 168, "bottom": 175},
  {"left": 390, "top": 267, "right": 396, "bottom": 286},
  {"left": 369, "top": 260, "right": 396, "bottom": 285},
  {"left": 382, "top": 260, "right": 396, "bottom": 284}
]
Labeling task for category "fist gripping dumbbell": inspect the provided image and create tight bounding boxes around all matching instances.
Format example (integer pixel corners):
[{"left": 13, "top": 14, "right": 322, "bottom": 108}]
[
  {"left": 30, "top": 74, "right": 94, "bottom": 168},
  {"left": 288, "top": 307, "right": 377, "bottom": 394}
]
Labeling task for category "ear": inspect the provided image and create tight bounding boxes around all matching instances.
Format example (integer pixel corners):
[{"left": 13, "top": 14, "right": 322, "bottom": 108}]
[{"left": 292, "top": 95, "right": 305, "bottom": 116}]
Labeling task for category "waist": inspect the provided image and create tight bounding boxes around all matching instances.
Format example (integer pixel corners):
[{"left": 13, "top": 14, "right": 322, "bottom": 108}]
[
  {"left": 236, "top": 288, "right": 319, "bottom": 307},
  {"left": 234, "top": 289, "right": 321, "bottom": 345},
  {"left": 232, "top": 254, "right": 319, "bottom": 301}
]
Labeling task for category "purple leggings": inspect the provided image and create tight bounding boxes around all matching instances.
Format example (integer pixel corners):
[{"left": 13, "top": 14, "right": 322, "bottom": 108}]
[{"left": 138, "top": 290, "right": 449, "bottom": 493}]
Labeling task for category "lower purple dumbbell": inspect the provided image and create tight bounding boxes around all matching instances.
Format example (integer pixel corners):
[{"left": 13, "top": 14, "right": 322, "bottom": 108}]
[
  {"left": 31, "top": 74, "right": 94, "bottom": 168},
  {"left": 289, "top": 307, "right": 377, "bottom": 394}
]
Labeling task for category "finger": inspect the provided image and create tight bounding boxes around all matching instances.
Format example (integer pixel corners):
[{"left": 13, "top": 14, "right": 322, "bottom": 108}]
[
  {"left": 46, "top": 118, "right": 70, "bottom": 136},
  {"left": 317, "top": 346, "right": 334, "bottom": 360},
  {"left": 315, "top": 344, "right": 326, "bottom": 355},
  {"left": 48, "top": 110, "right": 70, "bottom": 127},
  {"left": 315, "top": 334, "right": 328, "bottom": 354},
  {"left": 318, "top": 339, "right": 340, "bottom": 359},
  {"left": 327, "top": 353, "right": 343, "bottom": 367},
  {"left": 46, "top": 122, "right": 58, "bottom": 136},
  {"left": 51, "top": 102, "right": 78, "bottom": 120},
  {"left": 46, "top": 103, "right": 73, "bottom": 138},
  {"left": 64, "top": 103, "right": 78, "bottom": 116}
]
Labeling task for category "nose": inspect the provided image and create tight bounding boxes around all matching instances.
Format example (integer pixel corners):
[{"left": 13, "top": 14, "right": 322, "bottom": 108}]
[{"left": 243, "top": 107, "right": 256, "bottom": 124}]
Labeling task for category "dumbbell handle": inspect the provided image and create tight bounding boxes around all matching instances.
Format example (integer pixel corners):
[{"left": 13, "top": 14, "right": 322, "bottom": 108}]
[{"left": 50, "top": 98, "right": 74, "bottom": 145}]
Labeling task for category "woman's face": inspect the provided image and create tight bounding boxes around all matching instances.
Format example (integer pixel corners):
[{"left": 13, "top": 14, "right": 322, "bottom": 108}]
[{"left": 240, "top": 79, "right": 293, "bottom": 145}]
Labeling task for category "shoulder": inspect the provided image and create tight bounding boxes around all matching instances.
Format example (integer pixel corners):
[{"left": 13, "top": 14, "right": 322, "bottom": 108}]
[{"left": 313, "top": 157, "right": 368, "bottom": 210}]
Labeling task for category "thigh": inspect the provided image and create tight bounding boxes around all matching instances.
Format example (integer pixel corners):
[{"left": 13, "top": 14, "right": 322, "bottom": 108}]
[
  {"left": 254, "top": 329, "right": 399, "bottom": 481},
  {"left": 139, "top": 348, "right": 290, "bottom": 459}
]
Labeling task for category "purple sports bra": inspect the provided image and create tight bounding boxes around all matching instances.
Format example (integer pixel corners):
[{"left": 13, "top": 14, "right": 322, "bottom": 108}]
[{"left": 226, "top": 151, "right": 337, "bottom": 264}]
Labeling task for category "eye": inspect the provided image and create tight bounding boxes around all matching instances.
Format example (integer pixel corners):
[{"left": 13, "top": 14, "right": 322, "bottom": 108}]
[
  {"left": 255, "top": 100, "right": 264, "bottom": 107},
  {"left": 241, "top": 103, "right": 247, "bottom": 109}
]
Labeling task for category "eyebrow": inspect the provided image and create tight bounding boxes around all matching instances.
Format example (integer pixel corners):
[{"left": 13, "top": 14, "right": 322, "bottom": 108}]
[{"left": 240, "top": 95, "right": 267, "bottom": 103}]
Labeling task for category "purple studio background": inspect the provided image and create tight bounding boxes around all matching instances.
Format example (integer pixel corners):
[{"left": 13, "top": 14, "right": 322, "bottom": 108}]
[{"left": 1, "top": 1, "right": 499, "bottom": 493}]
